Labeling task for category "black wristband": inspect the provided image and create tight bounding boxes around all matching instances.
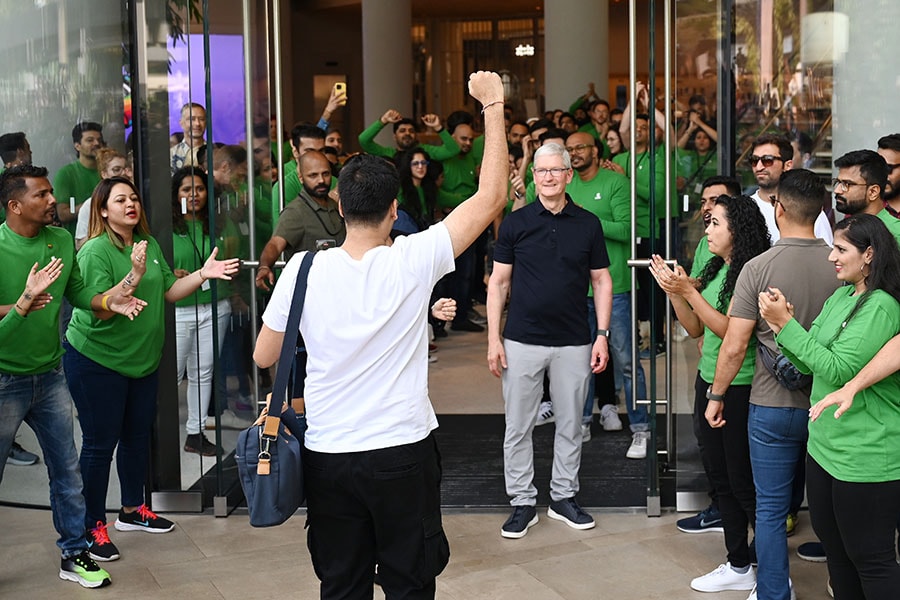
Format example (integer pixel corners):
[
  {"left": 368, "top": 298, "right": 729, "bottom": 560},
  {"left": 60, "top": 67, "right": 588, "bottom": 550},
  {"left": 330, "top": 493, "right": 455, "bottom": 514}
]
[{"left": 706, "top": 386, "right": 725, "bottom": 402}]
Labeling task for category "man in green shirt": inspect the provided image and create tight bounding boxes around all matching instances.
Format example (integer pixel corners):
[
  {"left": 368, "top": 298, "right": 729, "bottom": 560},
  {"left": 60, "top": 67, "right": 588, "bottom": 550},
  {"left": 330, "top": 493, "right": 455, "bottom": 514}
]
[
  {"left": 832, "top": 149, "right": 900, "bottom": 244},
  {"left": 272, "top": 124, "right": 329, "bottom": 227},
  {"left": 53, "top": 122, "right": 103, "bottom": 237},
  {"left": 0, "top": 165, "right": 144, "bottom": 589},
  {"left": 566, "top": 131, "right": 650, "bottom": 457},
  {"left": 357, "top": 109, "right": 459, "bottom": 161},
  {"left": 577, "top": 99, "right": 612, "bottom": 158}
]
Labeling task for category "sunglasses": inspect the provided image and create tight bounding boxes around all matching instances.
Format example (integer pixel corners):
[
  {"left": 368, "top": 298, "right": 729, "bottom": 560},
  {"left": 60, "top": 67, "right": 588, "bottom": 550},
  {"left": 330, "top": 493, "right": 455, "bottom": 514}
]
[
  {"left": 410, "top": 160, "right": 430, "bottom": 168},
  {"left": 748, "top": 154, "right": 783, "bottom": 167}
]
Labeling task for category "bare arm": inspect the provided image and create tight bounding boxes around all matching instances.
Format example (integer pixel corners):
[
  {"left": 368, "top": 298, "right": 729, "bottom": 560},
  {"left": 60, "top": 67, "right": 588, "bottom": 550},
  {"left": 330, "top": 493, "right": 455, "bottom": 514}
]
[
  {"left": 254, "top": 323, "right": 284, "bottom": 369},
  {"left": 486, "top": 261, "right": 512, "bottom": 377},
  {"left": 590, "top": 268, "right": 612, "bottom": 373},
  {"left": 442, "top": 72, "right": 508, "bottom": 257},
  {"left": 707, "top": 316, "right": 756, "bottom": 427},
  {"left": 256, "top": 236, "right": 288, "bottom": 291},
  {"left": 163, "top": 247, "right": 240, "bottom": 303}
]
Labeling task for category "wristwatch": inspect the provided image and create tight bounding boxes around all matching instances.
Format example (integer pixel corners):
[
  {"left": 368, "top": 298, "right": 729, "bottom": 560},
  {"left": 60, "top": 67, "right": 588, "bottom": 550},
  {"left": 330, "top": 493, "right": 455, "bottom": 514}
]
[
  {"left": 596, "top": 328, "right": 610, "bottom": 338},
  {"left": 706, "top": 386, "right": 725, "bottom": 402}
]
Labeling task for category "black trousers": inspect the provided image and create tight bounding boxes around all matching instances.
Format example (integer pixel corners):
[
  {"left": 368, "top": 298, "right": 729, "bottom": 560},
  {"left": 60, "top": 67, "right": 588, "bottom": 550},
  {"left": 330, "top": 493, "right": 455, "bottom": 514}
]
[
  {"left": 694, "top": 374, "right": 755, "bottom": 567},
  {"left": 806, "top": 455, "right": 900, "bottom": 600},
  {"left": 304, "top": 433, "right": 450, "bottom": 600}
]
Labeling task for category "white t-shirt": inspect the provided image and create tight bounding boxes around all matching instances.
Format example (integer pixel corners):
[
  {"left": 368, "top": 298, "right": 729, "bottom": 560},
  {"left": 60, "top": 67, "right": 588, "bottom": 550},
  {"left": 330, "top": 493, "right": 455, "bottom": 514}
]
[
  {"left": 262, "top": 222, "right": 455, "bottom": 453},
  {"left": 751, "top": 190, "right": 834, "bottom": 246},
  {"left": 75, "top": 197, "right": 92, "bottom": 242}
]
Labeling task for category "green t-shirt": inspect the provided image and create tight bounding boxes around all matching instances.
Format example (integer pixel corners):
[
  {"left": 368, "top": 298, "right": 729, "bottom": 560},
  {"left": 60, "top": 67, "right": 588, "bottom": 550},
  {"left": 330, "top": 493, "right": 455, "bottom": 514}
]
[
  {"left": 66, "top": 233, "right": 178, "bottom": 378},
  {"left": 697, "top": 264, "right": 756, "bottom": 385},
  {"left": 614, "top": 147, "right": 678, "bottom": 235},
  {"left": 567, "top": 169, "right": 632, "bottom": 294},
  {"left": 778, "top": 287, "right": 900, "bottom": 482},
  {"left": 471, "top": 134, "right": 485, "bottom": 166},
  {"left": 440, "top": 152, "right": 477, "bottom": 204},
  {"left": 690, "top": 235, "right": 714, "bottom": 279},
  {"left": 53, "top": 160, "right": 100, "bottom": 237},
  {"left": 357, "top": 120, "right": 460, "bottom": 161},
  {"left": 0, "top": 224, "right": 96, "bottom": 374},
  {"left": 172, "top": 219, "right": 238, "bottom": 307},
  {"left": 576, "top": 122, "right": 611, "bottom": 159},
  {"left": 876, "top": 208, "right": 900, "bottom": 245}
]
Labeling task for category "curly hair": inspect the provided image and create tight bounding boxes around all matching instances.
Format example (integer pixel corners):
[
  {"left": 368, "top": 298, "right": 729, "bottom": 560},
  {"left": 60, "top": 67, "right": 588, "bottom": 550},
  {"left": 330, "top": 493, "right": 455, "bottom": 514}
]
[{"left": 698, "top": 194, "right": 771, "bottom": 311}]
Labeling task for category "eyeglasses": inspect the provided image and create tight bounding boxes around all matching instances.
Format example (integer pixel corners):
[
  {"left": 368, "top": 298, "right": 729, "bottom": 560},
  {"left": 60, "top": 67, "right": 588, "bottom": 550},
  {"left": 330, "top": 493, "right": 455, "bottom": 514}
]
[
  {"left": 749, "top": 154, "right": 783, "bottom": 167},
  {"left": 410, "top": 160, "right": 429, "bottom": 168},
  {"left": 831, "top": 178, "right": 867, "bottom": 191},
  {"left": 564, "top": 144, "right": 594, "bottom": 154},
  {"left": 887, "top": 163, "right": 900, "bottom": 172},
  {"left": 768, "top": 195, "right": 783, "bottom": 210},
  {"left": 533, "top": 167, "right": 570, "bottom": 178}
]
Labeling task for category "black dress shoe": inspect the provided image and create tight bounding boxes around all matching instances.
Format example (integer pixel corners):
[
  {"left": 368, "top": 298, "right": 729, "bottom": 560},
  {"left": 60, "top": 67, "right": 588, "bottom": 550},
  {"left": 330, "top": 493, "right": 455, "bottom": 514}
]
[{"left": 451, "top": 319, "right": 484, "bottom": 332}]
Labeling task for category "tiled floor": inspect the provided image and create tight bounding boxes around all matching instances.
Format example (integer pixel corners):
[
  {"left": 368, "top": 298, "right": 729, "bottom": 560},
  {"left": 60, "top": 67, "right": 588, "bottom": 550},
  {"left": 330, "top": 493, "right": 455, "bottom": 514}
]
[{"left": 1, "top": 505, "right": 834, "bottom": 599}]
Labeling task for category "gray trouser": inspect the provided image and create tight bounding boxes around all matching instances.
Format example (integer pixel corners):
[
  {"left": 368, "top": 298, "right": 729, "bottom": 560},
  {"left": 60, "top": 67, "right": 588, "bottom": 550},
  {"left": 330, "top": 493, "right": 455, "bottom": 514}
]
[{"left": 501, "top": 339, "right": 591, "bottom": 505}]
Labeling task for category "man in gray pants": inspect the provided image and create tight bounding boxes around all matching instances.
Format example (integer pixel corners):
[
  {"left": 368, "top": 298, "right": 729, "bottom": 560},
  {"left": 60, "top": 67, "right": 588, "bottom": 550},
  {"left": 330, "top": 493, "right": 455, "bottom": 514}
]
[{"left": 487, "top": 142, "right": 613, "bottom": 539}]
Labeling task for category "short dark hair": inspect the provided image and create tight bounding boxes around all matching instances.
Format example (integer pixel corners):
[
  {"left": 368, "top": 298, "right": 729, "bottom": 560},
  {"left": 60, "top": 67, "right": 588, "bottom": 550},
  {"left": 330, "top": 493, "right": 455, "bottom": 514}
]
[
  {"left": 393, "top": 118, "right": 416, "bottom": 134},
  {"left": 700, "top": 175, "right": 741, "bottom": 198},
  {"left": 588, "top": 99, "right": 610, "bottom": 112},
  {"left": 777, "top": 169, "right": 826, "bottom": 225},
  {"left": 337, "top": 154, "right": 399, "bottom": 227},
  {"left": 689, "top": 94, "right": 707, "bottom": 106},
  {"left": 0, "top": 164, "right": 48, "bottom": 209},
  {"left": 752, "top": 133, "right": 793, "bottom": 162},
  {"left": 539, "top": 128, "right": 568, "bottom": 144},
  {"left": 791, "top": 131, "right": 813, "bottom": 156},
  {"left": 252, "top": 122, "right": 269, "bottom": 139},
  {"left": 610, "top": 108, "right": 624, "bottom": 117},
  {"left": 72, "top": 121, "right": 103, "bottom": 145},
  {"left": 635, "top": 113, "right": 650, "bottom": 123},
  {"left": 509, "top": 120, "right": 529, "bottom": 131},
  {"left": 0, "top": 132, "right": 27, "bottom": 165},
  {"left": 834, "top": 149, "right": 888, "bottom": 194},
  {"left": 290, "top": 123, "right": 325, "bottom": 150},
  {"left": 446, "top": 110, "right": 474, "bottom": 135},
  {"left": 508, "top": 145, "right": 524, "bottom": 162},
  {"left": 559, "top": 112, "right": 575, "bottom": 123},
  {"left": 529, "top": 119, "right": 554, "bottom": 134},
  {"left": 877, "top": 133, "right": 900, "bottom": 153}
]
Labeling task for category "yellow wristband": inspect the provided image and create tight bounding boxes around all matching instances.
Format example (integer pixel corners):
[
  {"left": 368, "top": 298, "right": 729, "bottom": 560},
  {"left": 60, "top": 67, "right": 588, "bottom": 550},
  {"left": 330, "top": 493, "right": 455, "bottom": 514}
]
[{"left": 101, "top": 294, "right": 110, "bottom": 311}]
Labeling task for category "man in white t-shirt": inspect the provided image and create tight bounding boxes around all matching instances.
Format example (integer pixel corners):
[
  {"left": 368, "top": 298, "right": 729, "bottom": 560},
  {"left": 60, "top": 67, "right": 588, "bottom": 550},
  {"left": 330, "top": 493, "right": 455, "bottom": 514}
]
[
  {"left": 747, "top": 133, "right": 833, "bottom": 246},
  {"left": 253, "top": 71, "right": 507, "bottom": 600}
]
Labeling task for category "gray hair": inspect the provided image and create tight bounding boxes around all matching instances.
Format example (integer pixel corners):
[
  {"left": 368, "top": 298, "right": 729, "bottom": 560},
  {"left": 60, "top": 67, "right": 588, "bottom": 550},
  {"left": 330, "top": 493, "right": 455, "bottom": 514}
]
[{"left": 533, "top": 142, "right": 571, "bottom": 169}]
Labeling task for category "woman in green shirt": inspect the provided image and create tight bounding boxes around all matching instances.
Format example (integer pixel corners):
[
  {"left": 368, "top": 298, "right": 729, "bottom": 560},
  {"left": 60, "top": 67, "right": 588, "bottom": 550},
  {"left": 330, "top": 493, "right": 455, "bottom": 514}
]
[
  {"left": 171, "top": 167, "right": 246, "bottom": 456},
  {"left": 759, "top": 213, "right": 900, "bottom": 599},
  {"left": 63, "top": 177, "right": 239, "bottom": 562},
  {"left": 650, "top": 195, "right": 770, "bottom": 592}
]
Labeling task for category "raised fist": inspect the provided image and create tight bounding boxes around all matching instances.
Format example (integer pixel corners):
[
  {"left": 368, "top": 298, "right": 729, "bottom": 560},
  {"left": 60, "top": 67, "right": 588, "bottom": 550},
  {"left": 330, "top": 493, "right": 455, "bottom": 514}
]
[
  {"left": 467, "top": 71, "right": 503, "bottom": 106},
  {"left": 421, "top": 114, "right": 442, "bottom": 130},
  {"left": 381, "top": 109, "right": 402, "bottom": 125}
]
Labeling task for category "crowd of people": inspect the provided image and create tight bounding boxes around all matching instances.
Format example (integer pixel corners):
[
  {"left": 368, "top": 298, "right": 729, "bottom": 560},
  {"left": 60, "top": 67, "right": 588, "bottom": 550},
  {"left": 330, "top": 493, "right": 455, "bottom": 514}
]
[{"left": 2, "top": 69, "right": 900, "bottom": 600}]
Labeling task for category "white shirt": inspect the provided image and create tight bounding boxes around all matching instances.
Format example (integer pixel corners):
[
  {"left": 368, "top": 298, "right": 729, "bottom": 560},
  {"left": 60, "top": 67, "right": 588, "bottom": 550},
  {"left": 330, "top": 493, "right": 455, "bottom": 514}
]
[
  {"left": 75, "top": 197, "right": 92, "bottom": 242},
  {"left": 751, "top": 190, "right": 834, "bottom": 246},
  {"left": 262, "top": 222, "right": 455, "bottom": 453}
]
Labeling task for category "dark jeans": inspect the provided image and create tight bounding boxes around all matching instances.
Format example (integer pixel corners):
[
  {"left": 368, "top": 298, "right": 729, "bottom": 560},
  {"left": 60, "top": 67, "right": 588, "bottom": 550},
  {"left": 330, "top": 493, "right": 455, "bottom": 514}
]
[
  {"left": 450, "top": 245, "right": 475, "bottom": 326},
  {"left": 694, "top": 374, "right": 755, "bottom": 567},
  {"left": 304, "top": 433, "right": 449, "bottom": 599},
  {"left": 692, "top": 378, "right": 717, "bottom": 510},
  {"left": 63, "top": 343, "right": 159, "bottom": 528},
  {"left": 806, "top": 455, "right": 900, "bottom": 600}
]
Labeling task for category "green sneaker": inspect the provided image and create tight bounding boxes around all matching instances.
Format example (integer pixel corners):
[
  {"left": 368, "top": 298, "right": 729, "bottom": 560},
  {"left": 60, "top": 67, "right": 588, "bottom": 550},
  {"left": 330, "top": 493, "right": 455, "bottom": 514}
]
[
  {"left": 59, "top": 550, "right": 111, "bottom": 588},
  {"left": 786, "top": 512, "right": 798, "bottom": 537}
]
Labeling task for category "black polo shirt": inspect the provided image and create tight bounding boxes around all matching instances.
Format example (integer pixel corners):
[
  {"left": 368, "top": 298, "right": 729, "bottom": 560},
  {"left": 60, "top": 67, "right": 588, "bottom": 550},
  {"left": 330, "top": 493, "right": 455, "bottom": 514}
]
[{"left": 494, "top": 195, "right": 610, "bottom": 346}]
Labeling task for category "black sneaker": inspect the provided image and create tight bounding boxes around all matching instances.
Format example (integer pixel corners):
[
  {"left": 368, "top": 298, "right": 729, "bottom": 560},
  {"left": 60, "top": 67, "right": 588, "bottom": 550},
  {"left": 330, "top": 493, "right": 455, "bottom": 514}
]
[
  {"left": 749, "top": 537, "right": 757, "bottom": 566},
  {"left": 7, "top": 441, "right": 39, "bottom": 466},
  {"left": 59, "top": 550, "right": 111, "bottom": 588},
  {"left": 86, "top": 521, "right": 120, "bottom": 562},
  {"left": 547, "top": 497, "right": 595, "bottom": 530},
  {"left": 797, "top": 541, "right": 827, "bottom": 562},
  {"left": 114, "top": 504, "right": 175, "bottom": 534},
  {"left": 500, "top": 505, "right": 538, "bottom": 539},
  {"left": 451, "top": 319, "right": 484, "bottom": 333},
  {"left": 184, "top": 432, "right": 218, "bottom": 456},
  {"left": 676, "top": 504, "right": 724, "bottom": 534}
]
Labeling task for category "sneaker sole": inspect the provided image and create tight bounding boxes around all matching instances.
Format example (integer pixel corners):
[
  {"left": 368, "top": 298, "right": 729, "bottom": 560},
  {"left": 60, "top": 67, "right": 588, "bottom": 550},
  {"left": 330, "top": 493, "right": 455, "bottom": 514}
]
[
  {"left": 600, "top": 422, "right": 623, "bottom": 431},
  {"left": 536, "top": 417, "right": 555, "bottom": 426},
  {"left": 500, "top": 514, "right": 538, "bottom": 539},
  {"left": 690, "top": 580, "right": 756, "bottom": 593},
  {"left": 676, "top": 524, "right": 724, "bottom": 534},
  {"left": 88, "top": 550, "right": 120, "bottom": 562},
  {"left": 114, "top": 520, "right": 174, "bottom": 533},
  {"left": 59, "top": 569, "right": 111, "bottom": 588},
  {"left": 546, "top": 507, "right": 595, "bottom": 530},
  {"left": 6, "top": 457, "right": 39, "bottom": 466},
  {"left": 626, "top": 449, "right": 647, "bottom": 459},
  {"left": 797, "top": 551, "right": 827, "bottom": 563}
]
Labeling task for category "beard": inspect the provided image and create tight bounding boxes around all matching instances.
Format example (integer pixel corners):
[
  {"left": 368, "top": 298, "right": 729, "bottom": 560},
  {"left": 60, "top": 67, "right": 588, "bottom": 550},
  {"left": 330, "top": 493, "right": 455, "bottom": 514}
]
[
  {"left": 304, "top": 183, "right": 330, "bottom": 200},
  {"left": 835, "top": 195, "right": 865, "bottom": 215},
  {"left": 884, "top": 182, "right": 900, "bottom": 201}
]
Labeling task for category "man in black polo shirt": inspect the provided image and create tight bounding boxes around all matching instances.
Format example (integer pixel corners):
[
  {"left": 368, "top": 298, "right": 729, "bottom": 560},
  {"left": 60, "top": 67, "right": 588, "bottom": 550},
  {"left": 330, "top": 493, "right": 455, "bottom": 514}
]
[{"left": 487, "top": 142, "right": 613, "bottom": 539}]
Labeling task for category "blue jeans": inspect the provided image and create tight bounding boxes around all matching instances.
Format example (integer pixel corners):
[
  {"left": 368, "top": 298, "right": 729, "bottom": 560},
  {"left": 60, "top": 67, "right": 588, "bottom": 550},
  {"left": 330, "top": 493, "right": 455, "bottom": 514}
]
[
  {"left": 583, "top": 295, "right": 648, "bottom": 431},
  {"left": 0, "top": 366, "right": 88, "bottom": 558},
  {"left": 63, "top": 343, "right": 159, "bottom": 528},
  {"left": 748, "top": 403, "right": 809, "bottom": 600}
]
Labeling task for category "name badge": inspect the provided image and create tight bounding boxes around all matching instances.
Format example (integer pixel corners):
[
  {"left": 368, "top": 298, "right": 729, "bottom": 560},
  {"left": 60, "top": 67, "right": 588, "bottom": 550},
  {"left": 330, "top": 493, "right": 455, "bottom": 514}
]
[{"left": 201, "top": 279, "right": 211, "bottom": 292}]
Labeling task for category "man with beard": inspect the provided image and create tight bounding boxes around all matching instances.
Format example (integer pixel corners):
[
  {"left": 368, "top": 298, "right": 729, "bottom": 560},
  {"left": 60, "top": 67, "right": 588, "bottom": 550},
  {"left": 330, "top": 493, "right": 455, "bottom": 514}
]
[
  {"left": 273, "top": 124, "right": 329, "bottom": 227},
  {"left": 171, "top": 103, "right": 206, "bottom": 173},
  {"left": 565, "top": 131, "right": 650, "bottom": 456},
  {"left": 832, "top": 149, "right": 900, "bottom": 241},
  {"left": 578, "top": 99, "right": 612, "bottom": 158},
  {"left": 256, "top": 151, "right": 346, "bottom": 291},
  {"left": 358, "top": 109, "right": 459, "bottom": 161},
  {"left": 54, "top": 121, "right": 104, "bottom": 237},
  {"left": 747, "top": 133, "right": 833, "bottom": 245},
  {"left": 876, "top": 134, "right": 900, "bottom": 218}
]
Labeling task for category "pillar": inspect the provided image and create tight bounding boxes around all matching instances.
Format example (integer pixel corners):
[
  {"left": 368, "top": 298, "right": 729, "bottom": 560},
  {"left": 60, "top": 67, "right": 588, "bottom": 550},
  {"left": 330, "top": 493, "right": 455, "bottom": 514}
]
[
  {"left": 544, "top": 0, "right": 609, "bottom": 111},
  {"left": 362, "top": 0, "right": 413, "bottom": 144}
]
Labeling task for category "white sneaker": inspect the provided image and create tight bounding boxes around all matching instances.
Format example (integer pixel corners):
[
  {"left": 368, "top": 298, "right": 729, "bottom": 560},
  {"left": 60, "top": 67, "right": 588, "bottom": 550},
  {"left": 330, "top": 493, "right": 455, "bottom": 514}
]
[
  {"left": 626, "top": 431, "right": 650, "bottom": 459},
  {"left": 690, "top": 562, "right": 756, "bottom": 592},
  {"left": 746, "top": 578, "right": 795, "bottom": 600},
  {"left": 581, "top": 423, "right": 591, "bottom": 443},
  {"left": 536, "top": 401, "right": 554, "bottom": 426},
  {"left": 599, "top": 404, "right": 623, "bottom": 431},
  {"left": 206, "top": 409, "right": 253, "bottom": 430}
]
